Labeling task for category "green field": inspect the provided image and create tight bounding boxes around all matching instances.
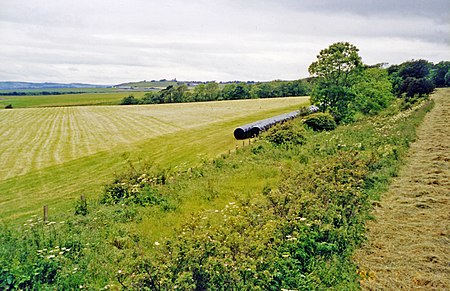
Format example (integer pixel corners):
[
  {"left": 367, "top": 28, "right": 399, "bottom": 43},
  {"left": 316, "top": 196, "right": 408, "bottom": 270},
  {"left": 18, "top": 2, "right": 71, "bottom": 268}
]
[
  {"left": 0, "top": 97, "right": 308, "bottom": 222},
  {"left": 0, "top": 91, "right": 149, "bottom": 108}
]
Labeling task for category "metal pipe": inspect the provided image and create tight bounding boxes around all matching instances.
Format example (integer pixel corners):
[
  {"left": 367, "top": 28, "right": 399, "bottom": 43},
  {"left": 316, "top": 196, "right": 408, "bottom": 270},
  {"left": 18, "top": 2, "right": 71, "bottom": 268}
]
[{"left": 233, "top": 110, "right": 300, "bottom": 140}]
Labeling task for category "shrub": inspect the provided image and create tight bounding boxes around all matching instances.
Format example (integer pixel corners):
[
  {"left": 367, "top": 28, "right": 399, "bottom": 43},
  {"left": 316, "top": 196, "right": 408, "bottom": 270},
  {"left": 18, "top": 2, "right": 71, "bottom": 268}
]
[
  {"left": 5, "top": 104, "right": 13, "bottom": 109},
  {"left": 303, "top": 113, "right": 337, "bottom": 131},
  {"left": 120, "top": 95, "right": 139, "bottom": 105},
  {"left": 264, "top": 122, "right": 307, "bottom": 145}
]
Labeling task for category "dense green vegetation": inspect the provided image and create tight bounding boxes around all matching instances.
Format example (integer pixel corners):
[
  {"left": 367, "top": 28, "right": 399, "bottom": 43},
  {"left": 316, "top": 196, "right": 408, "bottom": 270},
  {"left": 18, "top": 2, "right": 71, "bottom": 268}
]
[
  {"left": 387, "top": 59, "right": 450, "bottom": 107},
  {"left": 121, "top": 80, "right": 310, "bottom": 105},
  {"left": 308, "top": 42, "right": 395, "bottom": 124},
  {"left": 0, "top": 94, "right": 435, "bottom": 289}
]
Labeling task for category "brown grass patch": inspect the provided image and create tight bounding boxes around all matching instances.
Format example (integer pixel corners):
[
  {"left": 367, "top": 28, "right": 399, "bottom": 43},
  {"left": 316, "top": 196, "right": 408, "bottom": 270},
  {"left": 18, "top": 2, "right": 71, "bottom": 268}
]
[{"left": 354, "top": 88, "right": 450, "bottom": 290}]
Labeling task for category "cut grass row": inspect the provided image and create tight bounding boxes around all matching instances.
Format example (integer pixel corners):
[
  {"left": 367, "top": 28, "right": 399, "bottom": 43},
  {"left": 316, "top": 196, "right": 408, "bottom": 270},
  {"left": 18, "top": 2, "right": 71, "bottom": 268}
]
[{"left": 0, "top": 97, "right": 308, "bottom": 223}]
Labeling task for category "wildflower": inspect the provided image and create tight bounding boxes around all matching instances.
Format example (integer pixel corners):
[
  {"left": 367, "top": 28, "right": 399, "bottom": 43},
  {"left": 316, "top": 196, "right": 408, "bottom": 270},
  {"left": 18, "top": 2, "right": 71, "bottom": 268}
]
[
  {"left": 299, "top": 217, "right": 307, "bottom": 221},
  {"left": 47, "top": 254, "right": 55, "bottom": 259},
  {"left": 154, "top": 241, "right": 160, "bottom": 246},
  {"left": 117, "top": 270, "right": 123, "bottom": 274}
]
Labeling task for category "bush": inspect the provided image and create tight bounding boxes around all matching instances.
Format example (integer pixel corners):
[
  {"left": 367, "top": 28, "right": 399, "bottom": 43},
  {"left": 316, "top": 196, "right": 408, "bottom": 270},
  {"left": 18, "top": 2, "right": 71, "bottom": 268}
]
[
  {"left": 5, "top": 104, "right": 13, "bottom": 109},
  {"left": 303, "top": 113, "right": 337, "bottom": 131},
  {"left": 120, "top": 95, "right": 139, "bottom": 105},
  {"left": 264, "top": 122, "right": 307, "bottom": 145}
]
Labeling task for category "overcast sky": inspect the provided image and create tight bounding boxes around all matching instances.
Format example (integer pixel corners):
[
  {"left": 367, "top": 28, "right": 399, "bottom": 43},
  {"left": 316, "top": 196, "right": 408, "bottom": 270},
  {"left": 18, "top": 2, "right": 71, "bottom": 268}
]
[{"left": 0, "top": 0, "right": 449, "bottom": 84}]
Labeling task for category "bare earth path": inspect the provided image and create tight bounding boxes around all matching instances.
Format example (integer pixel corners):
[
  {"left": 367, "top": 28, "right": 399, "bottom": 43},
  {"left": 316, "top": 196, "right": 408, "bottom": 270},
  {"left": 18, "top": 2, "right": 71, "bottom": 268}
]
[{"left": 354, "top": 89, "right": 450, "bottom": 290}]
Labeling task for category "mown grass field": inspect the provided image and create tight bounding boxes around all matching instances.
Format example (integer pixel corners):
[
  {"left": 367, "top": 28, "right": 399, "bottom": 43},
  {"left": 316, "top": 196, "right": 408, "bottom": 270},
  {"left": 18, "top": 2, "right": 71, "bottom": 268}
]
[
  {"left": 0, "top": 97, "right": 308, "bottom": 222},
  {"left": 0, "top": 92, "right": 147, "bottom": 108}
]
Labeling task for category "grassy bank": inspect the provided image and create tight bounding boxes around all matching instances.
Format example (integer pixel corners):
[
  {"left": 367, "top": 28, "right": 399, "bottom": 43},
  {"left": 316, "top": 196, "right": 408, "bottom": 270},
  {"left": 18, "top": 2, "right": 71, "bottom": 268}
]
[
  {"left": 0, "top": 94, "right": 434, "bottom": 289},
  {"left": 355, "top": 88, "right": 449, "bottom": 289}
]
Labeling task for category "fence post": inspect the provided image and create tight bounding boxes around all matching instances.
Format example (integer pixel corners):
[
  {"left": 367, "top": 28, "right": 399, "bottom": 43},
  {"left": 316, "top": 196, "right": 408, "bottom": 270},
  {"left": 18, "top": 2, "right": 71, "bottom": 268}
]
[{"left": 43, "top": 205, "right": 48, "bottom": 222}]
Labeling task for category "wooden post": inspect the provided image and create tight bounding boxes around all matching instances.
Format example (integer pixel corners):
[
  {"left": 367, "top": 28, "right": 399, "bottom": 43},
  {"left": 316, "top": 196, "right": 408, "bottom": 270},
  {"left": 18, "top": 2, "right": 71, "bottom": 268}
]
[
  {"left": 80, "top": 195, "right": 85, "bottom": 202},
  {"left": 242, "top": 140, "right": 245, "bottom": 147},
  {"left": 43, "top": 205, "right": 48, "bottom": 222}
]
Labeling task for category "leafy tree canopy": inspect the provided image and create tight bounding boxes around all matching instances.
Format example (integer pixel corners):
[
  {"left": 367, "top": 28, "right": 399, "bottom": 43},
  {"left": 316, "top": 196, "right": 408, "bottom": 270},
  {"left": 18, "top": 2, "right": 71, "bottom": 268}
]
[{"left": 308, "top": 42, "right": 363, "bottom": 123}]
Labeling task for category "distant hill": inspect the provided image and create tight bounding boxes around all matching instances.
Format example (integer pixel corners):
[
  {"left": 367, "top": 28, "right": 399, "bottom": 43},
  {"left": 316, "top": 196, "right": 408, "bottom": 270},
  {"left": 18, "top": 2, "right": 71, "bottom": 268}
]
[
  {"left": 0, "top": 82, "right": 110, "bottom": 90},
  {"left": 114, "top": 79, "right": 181, "bottom": 89},
  {"left": 114, "top": 79, "right": 259, "bottom": 90}
]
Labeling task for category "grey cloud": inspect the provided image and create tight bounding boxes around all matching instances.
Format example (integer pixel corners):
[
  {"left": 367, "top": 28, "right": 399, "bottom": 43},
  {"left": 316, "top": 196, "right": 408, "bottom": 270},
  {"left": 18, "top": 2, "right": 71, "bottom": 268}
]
[
  {"left": 262, "top": 0, "right": 450, "bottom": 22},
  {"left": 0, "top": 0, "right": 449, "bottom": 83}
]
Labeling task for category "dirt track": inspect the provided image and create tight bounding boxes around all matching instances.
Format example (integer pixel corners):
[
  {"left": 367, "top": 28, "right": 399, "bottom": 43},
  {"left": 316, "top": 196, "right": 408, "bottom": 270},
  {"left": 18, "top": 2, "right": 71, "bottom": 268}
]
[{"left": 354, "top": 89, "right": 450, "bottom": 290}]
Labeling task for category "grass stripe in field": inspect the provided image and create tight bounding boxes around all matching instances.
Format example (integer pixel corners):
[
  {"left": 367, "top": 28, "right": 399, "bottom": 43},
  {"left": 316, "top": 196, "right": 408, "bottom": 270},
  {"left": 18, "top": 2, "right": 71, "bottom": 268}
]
[
  {"left": 0, "top": 97, "right": 309, "bottom": 222},
  {"left": 0, "top": 92, "right": 146, "bottom": 108}
]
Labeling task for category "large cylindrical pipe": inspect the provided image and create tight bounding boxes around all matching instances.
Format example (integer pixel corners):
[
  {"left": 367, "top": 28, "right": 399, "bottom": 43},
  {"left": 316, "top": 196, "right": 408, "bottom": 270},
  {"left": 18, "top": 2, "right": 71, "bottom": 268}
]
[{"left": 233, "top": 110, "right": 300, "bottom": 140}]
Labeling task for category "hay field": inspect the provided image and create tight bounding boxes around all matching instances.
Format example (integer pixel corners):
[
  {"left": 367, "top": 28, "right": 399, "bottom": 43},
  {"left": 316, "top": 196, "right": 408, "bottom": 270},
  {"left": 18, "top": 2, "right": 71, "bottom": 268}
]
[
  {"left": 0, "top": 97, "right": 308, "bottom": 221},
  {"left": 355, "top": 88, "right": 450, "bottom": 290},
  {"left": 0, "top": 92, "right": 146, "bottom": 108}
]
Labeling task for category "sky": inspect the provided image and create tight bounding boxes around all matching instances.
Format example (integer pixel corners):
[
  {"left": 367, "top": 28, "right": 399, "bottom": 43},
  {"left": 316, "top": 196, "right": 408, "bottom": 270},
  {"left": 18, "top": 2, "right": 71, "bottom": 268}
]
[{"left": 0, "top": 0, "right": 449, "bottom": 84}]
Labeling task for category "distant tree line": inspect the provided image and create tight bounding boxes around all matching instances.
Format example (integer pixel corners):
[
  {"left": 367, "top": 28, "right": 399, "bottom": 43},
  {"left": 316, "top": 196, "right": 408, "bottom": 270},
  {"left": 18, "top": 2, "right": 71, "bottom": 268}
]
[
  {"left": 120, "top": 80, "right": 311, "bottom": 105},
  {"left": 0, "top": 91, "right": 87, "bottom": 96},
  {"left": 387, "top": 60, "right": 450, "bottom": 98}
]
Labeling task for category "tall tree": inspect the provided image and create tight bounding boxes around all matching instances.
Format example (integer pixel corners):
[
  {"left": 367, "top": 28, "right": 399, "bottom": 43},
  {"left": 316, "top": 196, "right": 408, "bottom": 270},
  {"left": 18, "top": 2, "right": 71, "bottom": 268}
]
[
  {"left": 308, "top": 42, "right": 363, "bottom": 123},
  {"left": 353, "top": 67, "right": 394, "bottom": 115},
  {"left": 431, "top": 61, "right": 450, "bottom": 87},
  {"left": 388, "top": 60, "right": 435, "bottom": 98}
]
